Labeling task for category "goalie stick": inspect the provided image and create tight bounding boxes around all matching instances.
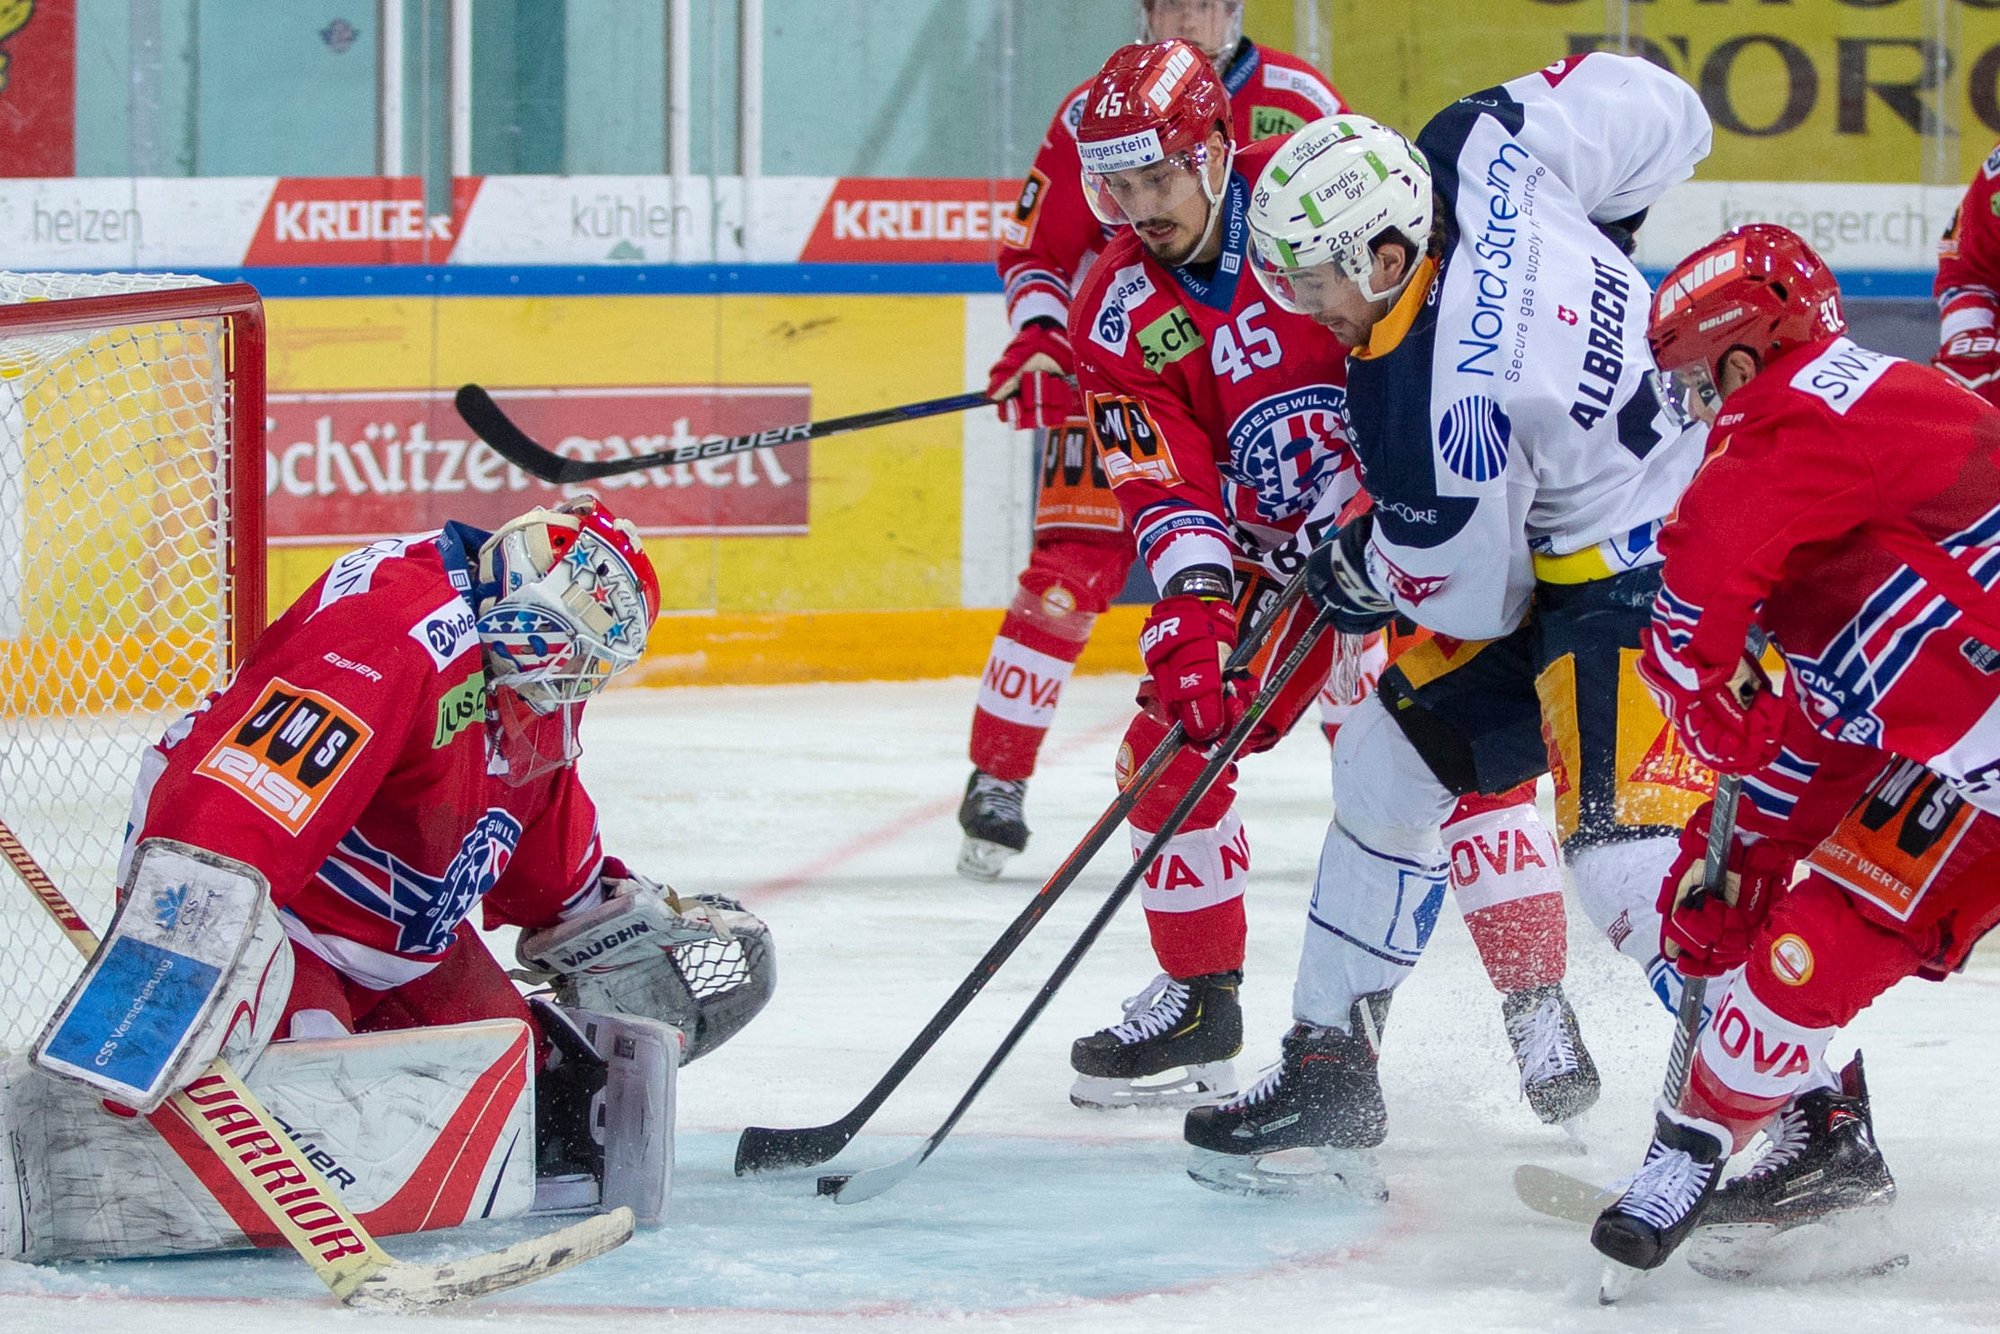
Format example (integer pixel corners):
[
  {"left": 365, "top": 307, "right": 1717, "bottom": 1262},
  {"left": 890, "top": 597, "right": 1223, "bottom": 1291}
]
[
  {"left": 817, "top": 608, "right": 1336, "bottom": 1204},
  {"left": 0, "top": 817, "right": 633, "bottom": 1309},
  {"left": 455, "top": 383, "right": 992, "bottom": 485},
  {"left": 735, "top": 573, "right": 1318, "bottom": 1178}
]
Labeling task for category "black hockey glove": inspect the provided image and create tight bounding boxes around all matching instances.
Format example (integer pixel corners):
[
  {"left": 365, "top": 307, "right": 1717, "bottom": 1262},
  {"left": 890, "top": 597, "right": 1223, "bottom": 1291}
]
[{"left": 1306, "top": 513, "right": 1396, "bottom": 635}]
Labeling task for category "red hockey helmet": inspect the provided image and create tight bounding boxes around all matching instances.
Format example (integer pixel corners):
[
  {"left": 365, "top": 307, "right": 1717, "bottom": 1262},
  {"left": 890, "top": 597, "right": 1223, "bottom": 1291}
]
[
  {"left": 1076, "top": 40, "right": 1232, "bottom": 228},
  {"left": 1648, "top": 224, "right": 1845, "bottom": 417}
]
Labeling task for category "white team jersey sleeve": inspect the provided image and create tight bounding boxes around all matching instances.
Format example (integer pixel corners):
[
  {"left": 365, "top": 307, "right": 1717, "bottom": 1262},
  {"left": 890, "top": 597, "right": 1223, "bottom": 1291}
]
[
  {"left": 1501, "top": 54, "right": 1712, "bottom": 224},
  {"left": 1346, "top": 66, "right": 1708, "bottom": 641}
]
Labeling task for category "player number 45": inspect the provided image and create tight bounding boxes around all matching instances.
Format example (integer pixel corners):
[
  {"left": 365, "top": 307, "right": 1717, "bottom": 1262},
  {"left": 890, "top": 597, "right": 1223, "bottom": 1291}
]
[{"left": 1211, "top": 302, "right": 1281, "bottom": 384}]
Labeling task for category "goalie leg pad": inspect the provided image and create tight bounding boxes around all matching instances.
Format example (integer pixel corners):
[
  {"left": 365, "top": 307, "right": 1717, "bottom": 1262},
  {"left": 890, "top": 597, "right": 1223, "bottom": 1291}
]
[
  {"left": 32, "top": 837, "right": 291, "bottom": 1113},
  {"left": 9, "top": 1019, "right": 537, "bottom": 1262}
]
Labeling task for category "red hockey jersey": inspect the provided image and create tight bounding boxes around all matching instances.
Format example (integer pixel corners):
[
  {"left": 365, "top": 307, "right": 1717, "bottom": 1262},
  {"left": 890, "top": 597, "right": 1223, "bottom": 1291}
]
[
  {"left": 1069, "top": 136, "right": 1360, "bottom": 590},
  {"left": 1936, "top": 143, "right": 2000, "bottom": 341},
  {"left": 1649, "top": 335, "right": 2000, "bottom": 808},
  {"left": 127, "top": 526, "right": 606, "bottom": 991},
  {"left": 998, "top": 41, "right": 1345, "bottom": 334}
]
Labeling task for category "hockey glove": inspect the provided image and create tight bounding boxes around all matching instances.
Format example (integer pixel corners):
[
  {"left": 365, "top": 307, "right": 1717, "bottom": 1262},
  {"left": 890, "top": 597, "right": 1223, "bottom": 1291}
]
[
  {"left": 1656, "top": 800, "right": 1799, "bottom": 977},
  {"left": 987, "top": 320, "right": 1078, "bottom": 429},
  {"left": 1140, "top": 592, "right": 1249, "bottom": 745},
  {"left": 1935, "top": 329, "right": 2000, "bottom": 406},
  {"left": 1305, "top": 514, "right": 1396, "bottom": 635},
  {"left": 1637, "top": 626, "right": 1787, "bottom": 775}
]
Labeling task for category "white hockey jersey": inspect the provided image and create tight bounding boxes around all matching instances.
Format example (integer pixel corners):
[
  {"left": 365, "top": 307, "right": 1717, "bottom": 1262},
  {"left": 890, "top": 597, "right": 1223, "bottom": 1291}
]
[{"left": 1345, "top": 53, "right": 1713, "bottom": 640}]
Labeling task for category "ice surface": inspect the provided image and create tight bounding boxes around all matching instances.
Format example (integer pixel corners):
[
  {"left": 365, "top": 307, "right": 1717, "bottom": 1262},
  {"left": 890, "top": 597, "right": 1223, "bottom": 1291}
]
[{"left": 3, "top": 675, "right": 1997, "bottom": 1332}]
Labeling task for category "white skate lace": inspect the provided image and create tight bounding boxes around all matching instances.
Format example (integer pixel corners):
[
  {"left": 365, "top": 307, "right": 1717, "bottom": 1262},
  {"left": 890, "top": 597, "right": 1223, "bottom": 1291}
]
[
  {"left": 1740, "top": 1104, "right": 1810, "bottom": 1181},
  {"left": 1505, "top": 993, "right": 1578, "bottom": 1093},
  {"left": 1607, "top": 1138, "right": 1717, "bottom": 1232},
  {"left": 1225, "top": 1061, "right": 1285, "bottom": 1111},
  {"left": 1104, "top": 974, "right": 1190, "bottom": 1043},
  {"left": 968, "top": 772, "right": 1027, "bottom": 823}
]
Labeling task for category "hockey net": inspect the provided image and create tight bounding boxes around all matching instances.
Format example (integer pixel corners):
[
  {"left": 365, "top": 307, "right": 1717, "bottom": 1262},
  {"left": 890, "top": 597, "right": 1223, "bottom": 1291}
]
[{"left": 0, "top": 273, "right": 265, "bottom": 1052}]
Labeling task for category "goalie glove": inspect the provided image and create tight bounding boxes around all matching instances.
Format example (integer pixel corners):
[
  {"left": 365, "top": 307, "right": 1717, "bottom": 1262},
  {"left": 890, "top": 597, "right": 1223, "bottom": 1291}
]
[{"left": 516, "top": 860, "right": 775, "bottom": 1062}]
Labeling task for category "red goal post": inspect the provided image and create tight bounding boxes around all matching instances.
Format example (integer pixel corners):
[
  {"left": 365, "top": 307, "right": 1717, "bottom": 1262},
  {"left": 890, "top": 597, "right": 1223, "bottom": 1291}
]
[{"left": 0, "top": 273, "right": 266, "bottom": 1051}]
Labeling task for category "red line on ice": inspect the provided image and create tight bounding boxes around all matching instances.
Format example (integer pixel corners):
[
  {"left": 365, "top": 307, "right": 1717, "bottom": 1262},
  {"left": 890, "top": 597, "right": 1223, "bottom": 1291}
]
[{"left": 741, "top": 713, "right": 1127, "bottom": 899}]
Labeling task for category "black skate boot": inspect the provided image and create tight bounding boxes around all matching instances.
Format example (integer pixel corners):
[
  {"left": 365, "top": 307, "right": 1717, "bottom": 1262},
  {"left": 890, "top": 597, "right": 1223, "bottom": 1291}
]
[
  {"left": 1502, "top": 983, "right": 1601, "bottom": 1127},
  {"left": 1181, "top": 993, "right": 1393, "bottom": 1200},
  {"left": 957, "top": 769, "right": 1029, "bottom": 881},
  {"left": 1685, "top": 1054, "right": 1905, "bottom": 1281},
  {"left": 1068, "top": 971, "right": 1241, "bottom": 1109},
  {"left": 1591, "top": 1107, "right": 1729, "bottom": 1273}
]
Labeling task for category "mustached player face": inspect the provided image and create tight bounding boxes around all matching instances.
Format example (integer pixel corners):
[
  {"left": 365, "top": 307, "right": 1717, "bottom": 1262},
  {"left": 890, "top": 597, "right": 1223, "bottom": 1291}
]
[{"left": 1105, "top": 160, "right": 1215, "bottom": 266}]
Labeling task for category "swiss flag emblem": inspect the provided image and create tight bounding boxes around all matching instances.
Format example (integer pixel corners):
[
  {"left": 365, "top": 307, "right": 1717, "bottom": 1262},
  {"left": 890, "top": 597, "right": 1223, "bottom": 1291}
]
[{"left": 1539, "top": 55, "right": 1590, "bottom": 87}]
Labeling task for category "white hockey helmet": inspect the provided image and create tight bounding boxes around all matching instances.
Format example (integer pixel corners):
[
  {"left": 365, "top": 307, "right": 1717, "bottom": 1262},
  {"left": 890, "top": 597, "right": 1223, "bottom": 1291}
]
[
  {"left": 1247, "top": 114, "right": 1433, "bottom": 310},
  {"left": 1138, "top": 0, "right": 1244, "bottom": 64}
]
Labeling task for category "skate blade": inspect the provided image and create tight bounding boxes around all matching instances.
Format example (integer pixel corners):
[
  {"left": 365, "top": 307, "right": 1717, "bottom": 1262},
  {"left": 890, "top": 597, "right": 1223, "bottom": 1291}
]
[
  {"left": 1685, "top": 1207, "right": 1907, "bottom": 1283},
  {"left": 1185, "top": 1145, "right": 1389, "bottom": 1202},
  {"left": 1598, "top": 1258, "right": 1644, "bottom": 1304},
  {"left": 1069, "top": 1062, "right": 1237, "bottom": 1111},
  {"left": 1555, "top": 1111, "right": 1591, "bottom": 1156},
  {"left": 956, "top": 837, "right": 1018, "bottom": 882}
]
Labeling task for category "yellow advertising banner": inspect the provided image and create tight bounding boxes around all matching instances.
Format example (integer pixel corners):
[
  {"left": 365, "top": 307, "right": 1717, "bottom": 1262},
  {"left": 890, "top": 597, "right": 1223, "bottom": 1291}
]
[{"left": 1264, "top": 0, "right": 2000, "bottom": 183}]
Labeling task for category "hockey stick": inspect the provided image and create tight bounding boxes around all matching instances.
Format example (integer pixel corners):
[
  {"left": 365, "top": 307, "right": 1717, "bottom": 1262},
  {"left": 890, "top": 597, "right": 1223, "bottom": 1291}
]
[
  {"left": 819, "top": 608, "right": 1336, "bottom": 1204},
  {"left": 0, "top": 817, "right": 633, "bottom": 1310},
  {"left": 735, "top": 573, "right": 1315, "bottom": 1177},
  {"left": 1660, "top": 629, "right": 1771, "bottom": 1104},
  {"left": 455, "top": 383, "right": 992, "bottom": 485}
]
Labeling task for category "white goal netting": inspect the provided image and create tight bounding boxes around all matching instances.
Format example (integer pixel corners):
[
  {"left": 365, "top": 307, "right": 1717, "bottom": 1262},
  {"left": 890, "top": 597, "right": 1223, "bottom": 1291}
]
[{"left": 0, "top": 272, "right": 261, "bottom": 1052}]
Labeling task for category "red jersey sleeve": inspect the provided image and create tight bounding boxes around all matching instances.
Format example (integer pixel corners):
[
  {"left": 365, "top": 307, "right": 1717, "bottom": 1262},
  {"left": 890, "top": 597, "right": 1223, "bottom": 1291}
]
[
  {"left": 134, "top": 569, "right": 437, "bottom": 909},
  {"left": 482, "top": 762, "right": 605, "bottom": 931},
  {"left": 998, "top": 82, "right": 1110, "bottom": 332},
  {"left": 1651, "top": 404, "right": 1878, "bottom": 688},
  {"left": 1071, "top": 262, "right": 1235, "bottom": 589},
  {"left": 1936, "top": 144, "right": 2000, "bottom": 338}
]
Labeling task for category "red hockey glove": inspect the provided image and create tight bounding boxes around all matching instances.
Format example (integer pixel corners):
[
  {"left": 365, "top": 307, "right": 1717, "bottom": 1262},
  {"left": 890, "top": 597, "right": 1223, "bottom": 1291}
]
[
  {"left": 1656, "top": 800, "right": 1799, "bottom": 977},
  {"left": 986, "top": 321, "right": 1077, "bottom": 429},
  {"left": 1637, "top": 626, "right": 1787, "bottom": 775},
  {"left": 1140, "top": 594, "right": 1248, "bottom": 745},
  {"left": 1935, "top": 329, "right": 2000, "bottom": 406}
]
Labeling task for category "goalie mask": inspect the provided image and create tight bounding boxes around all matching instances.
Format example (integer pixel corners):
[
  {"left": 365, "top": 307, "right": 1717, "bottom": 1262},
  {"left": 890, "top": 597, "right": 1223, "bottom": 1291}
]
[{"left": 476, "top": 495, "right": 661, "bottom": 784}]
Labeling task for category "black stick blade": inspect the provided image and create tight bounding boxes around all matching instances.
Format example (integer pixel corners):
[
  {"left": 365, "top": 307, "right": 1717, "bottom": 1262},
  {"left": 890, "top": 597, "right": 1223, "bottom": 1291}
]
[
  {"left": 455, "top": 384, "right": 580, "bottom": 485},
  {"left": 734, "top": 1122, "right": 855, "bottom": 1176}
]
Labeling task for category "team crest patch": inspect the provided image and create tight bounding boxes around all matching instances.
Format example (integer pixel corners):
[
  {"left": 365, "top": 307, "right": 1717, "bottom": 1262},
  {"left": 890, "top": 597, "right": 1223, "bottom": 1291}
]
[
  {"left": 1225, "top": 386, "right": 1349, "bottom": 522},
  {"left": 1985, "top": 143, "right": 2000, "bottom": 180},
  {"left": 1769, "top": 933, "right": 1814, "bottom": 986},
  {"left": 198, "top": 678, "right": 374, "bottom": 832},
  {"left": 1438, "top": 395, "right": 1511, "bottom": 482}
]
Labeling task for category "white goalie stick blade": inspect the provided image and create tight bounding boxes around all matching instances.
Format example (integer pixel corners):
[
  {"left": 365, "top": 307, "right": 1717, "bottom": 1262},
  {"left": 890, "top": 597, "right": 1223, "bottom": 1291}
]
[
  {"left": 1185, "top": 1145, "right": 1390, "bottom": 1202},
  {"left": 1068, "top": 1061, "right": 1237, "bottom": 1111},
  {"left": 1513, "top": 1164, "right": 1610, "bottom": 1225},
  {"left": 346, "top": 1208, "right": 635, "bottom": 1310}
]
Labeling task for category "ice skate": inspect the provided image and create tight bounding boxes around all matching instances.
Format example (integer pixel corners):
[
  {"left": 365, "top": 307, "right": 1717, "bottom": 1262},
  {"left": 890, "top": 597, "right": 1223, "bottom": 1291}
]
[
  {"left": 1182, "top": 994, "right": 1392, "bottom": 1200},
  {"left": 1502, "top": 983, "right": 1600, "bottom": 1129},
  {"left": 1685, "top": 1055, "right": 1906, "bottom": 1282},
  {"left": 1068, "top": 971, "right": 1241, "bottom": 1109},
  {"left": 1591, "top": 1107, "right": 1728, "bottom": 1273},
  {"left": 957, "top": 769, "right": 1030, "bottom": 881}
]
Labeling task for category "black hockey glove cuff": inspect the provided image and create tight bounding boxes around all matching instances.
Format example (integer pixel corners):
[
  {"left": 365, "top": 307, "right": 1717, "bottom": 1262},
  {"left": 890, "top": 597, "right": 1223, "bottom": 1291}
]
[{"left": 1306, "top": 514, "right": 1396, "bottom": 635}]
